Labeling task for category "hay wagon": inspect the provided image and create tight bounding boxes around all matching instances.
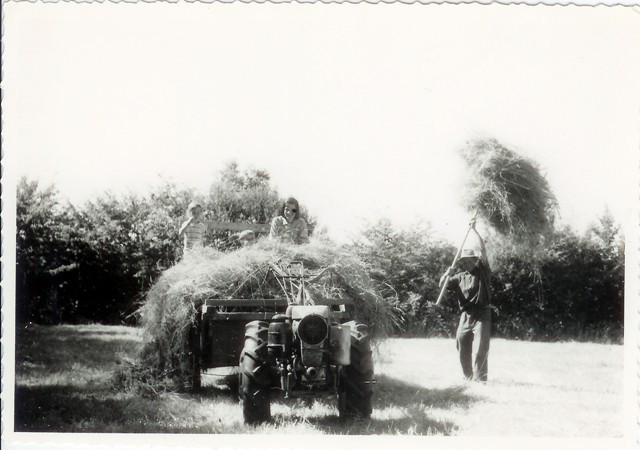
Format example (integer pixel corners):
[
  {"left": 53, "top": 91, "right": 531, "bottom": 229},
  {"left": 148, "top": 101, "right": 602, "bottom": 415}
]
[{"left": 188, "top": 221, "right": 374, "bottom": 423}]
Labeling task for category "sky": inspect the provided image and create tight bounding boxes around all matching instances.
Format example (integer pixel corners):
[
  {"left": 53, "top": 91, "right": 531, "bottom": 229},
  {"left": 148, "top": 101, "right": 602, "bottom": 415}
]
[{"left": 4, "top": 3, "right": 640, "bottom": 243}]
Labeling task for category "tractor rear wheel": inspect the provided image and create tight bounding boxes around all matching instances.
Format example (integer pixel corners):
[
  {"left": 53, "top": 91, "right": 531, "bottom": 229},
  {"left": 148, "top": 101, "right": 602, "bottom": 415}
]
[
  {"left": 338, "top": 323, "right": 374, "bottom": 419},
  {"left": 239, "top": 320, "right": 271, "bottom": 424}
]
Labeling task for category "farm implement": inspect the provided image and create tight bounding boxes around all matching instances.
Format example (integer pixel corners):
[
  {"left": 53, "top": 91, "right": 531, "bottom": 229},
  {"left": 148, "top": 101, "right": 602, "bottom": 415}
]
[{"left": 188, "top": 237, "right": 374, "bottom": 423}]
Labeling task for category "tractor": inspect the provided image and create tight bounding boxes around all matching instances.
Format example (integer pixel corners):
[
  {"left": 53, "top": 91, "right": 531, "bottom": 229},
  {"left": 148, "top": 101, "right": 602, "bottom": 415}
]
[{"left": 189, "top": 222, "right": 374, "bottom": 424}]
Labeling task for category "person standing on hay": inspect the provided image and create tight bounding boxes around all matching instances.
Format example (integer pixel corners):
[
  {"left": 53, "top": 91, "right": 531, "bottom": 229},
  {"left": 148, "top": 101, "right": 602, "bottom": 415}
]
[
  {"left": 269, "top": 197, "right": 309, "bottom": 244},
  {"left": 178, "top": 201, "right": 207, "bottom": 254},
  {"left": 439, "top": 220, "right": 492, "bottom": 382}
]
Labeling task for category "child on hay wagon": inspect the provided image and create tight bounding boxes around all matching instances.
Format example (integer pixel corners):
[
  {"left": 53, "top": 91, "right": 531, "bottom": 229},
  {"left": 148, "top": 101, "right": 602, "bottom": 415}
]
[
  {"left": 178, "top": 201, "right": 207, "bottom": 254},
  {"left": 439, "top": 221, "right": 492, "bottom": 382},
  {"left": 269, "top": 197, "right": 309, "bottom": 244}
]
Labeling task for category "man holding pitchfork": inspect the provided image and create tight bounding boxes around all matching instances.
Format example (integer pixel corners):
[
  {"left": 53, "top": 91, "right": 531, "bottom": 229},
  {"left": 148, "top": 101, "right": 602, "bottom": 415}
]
[{"left": 439, "top": 218, "right": 492, "bottom": 382}]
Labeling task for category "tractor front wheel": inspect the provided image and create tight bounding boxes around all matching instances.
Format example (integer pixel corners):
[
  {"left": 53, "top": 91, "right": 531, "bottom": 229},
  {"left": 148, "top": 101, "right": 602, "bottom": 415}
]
[{"left": 239, "top": 320, "right": 271, "bottom": 424}]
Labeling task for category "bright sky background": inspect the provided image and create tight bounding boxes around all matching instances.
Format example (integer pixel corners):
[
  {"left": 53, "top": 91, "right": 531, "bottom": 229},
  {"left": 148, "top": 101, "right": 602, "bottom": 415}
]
[{"left": 4, "top": 3, "right": 639, "bottom": 243}]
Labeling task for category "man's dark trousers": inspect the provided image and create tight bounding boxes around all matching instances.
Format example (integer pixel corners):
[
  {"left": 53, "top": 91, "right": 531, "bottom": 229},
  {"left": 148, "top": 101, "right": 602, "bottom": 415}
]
[{"left": 456, "top": 307, "right": 491, "bottom": 381}]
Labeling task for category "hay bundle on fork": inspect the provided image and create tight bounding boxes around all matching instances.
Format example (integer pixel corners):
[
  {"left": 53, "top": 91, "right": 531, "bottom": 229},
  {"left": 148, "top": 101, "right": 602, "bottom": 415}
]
[
  {"left": 461, "top": 138, "right": 558, "bottom": 248},
  {"left": 435, "top": 138, "right": 558, "bottom": 305}
]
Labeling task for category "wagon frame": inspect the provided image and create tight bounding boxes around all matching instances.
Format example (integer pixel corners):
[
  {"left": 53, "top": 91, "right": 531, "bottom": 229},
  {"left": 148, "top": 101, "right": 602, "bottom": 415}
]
[{"left": 189, "top": 295, "right": 355, "bottom": 390}]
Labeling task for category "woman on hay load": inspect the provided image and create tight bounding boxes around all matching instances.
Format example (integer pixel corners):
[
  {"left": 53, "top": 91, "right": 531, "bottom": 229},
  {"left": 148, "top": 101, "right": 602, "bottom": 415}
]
[{"left": 269, "top": 197, "right": 309, "bottom": 244}]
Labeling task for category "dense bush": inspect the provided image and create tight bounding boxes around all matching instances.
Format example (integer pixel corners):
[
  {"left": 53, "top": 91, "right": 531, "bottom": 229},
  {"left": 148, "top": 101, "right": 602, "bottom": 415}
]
[
  {"left": 350, "top": 215, "right": 624, "bottom": 342},
  {"left": 15, "top": 163, "right": 305, "bottom": 324},
  {"left": 16, "top": 171, "right": 624, "bottom": 343},
  {"left": 488, "top": 214, "right": 624, "bottom": 342},
  {"left": 16, "top": 179, "right": 78, "bottom": 324},
  {"left": 350, "top": 219, "right": 458, "bottom": 336},
  {"left": 16, "top": 178, "right": 195, "bottom": 324}
]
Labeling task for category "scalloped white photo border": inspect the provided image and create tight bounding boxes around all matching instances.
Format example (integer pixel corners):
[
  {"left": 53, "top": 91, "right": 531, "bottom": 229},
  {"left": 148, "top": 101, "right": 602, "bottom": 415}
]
[{"left": 1, "top": 3, "right": 638, "bottom": 450}]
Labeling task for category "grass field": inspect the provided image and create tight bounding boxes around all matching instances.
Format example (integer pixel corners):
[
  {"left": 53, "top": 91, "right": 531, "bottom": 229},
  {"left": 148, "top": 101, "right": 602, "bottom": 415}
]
[{"left": 13, "top": 324, "right": 624, "bottom": 436}]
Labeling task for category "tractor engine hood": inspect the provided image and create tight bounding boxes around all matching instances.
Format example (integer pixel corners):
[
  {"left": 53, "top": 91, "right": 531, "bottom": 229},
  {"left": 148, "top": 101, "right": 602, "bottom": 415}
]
[{"left": 287, "top": 305, "right": 331, "bottom": 320}]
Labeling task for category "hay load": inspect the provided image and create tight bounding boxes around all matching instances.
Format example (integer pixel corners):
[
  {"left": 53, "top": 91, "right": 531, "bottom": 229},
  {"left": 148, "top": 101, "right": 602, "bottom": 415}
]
[
  {"left": 460, "top": 138, "right": 558, "bottom": 247},
  {"left": 138, "top": 238, "right": 396, "bottom": 383}
]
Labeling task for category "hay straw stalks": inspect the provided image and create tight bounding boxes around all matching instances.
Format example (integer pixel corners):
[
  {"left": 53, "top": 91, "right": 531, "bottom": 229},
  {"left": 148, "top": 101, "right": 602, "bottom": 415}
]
[
  {"left": 135, "top": 237, "right": 397, "bottom": 387},
  {"left": 460, "top": 138, "right": 558, "bottom": 253}
]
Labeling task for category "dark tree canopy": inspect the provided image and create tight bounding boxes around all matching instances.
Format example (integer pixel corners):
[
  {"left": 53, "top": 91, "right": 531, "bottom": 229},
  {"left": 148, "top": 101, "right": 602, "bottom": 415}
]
[
  {"left": 15, "top": 164, "right": 318, "bottom": 324},
  {"left": 15, "top": 170, "right": 624, "bottom": 343}
]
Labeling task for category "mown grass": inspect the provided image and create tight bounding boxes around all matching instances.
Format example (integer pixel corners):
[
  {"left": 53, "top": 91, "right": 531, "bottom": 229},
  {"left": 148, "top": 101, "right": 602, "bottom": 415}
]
[
  {"left": 375, "top": 338, "right": 624, "bottom": 436},
  {"left": 14, "top": 325, "right": 624, "bottom": 435}
]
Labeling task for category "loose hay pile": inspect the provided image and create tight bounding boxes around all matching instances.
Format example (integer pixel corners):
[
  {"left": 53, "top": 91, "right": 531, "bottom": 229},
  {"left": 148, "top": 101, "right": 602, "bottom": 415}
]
[
  {"left": 461, "top": 138, "right": 558, "bottom": 247},
  {"left": 138, "top": 238, "right": 396, "bottom": 385}
]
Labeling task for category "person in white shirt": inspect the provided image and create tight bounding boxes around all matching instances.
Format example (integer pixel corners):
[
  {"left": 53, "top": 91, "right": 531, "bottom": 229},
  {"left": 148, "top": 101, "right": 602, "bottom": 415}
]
[{"left": 178, "top": 201, "right": 207, "bottom": 254}]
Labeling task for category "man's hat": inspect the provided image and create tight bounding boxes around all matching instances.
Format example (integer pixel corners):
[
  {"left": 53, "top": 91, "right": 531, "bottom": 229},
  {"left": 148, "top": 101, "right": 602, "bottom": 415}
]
[{"left": 459, "top": 248, "right": 480, "bottom": 259}]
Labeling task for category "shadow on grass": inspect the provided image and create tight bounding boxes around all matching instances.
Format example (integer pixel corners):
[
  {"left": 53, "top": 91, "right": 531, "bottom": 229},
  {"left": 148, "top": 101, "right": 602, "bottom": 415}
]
[
  {"left": 16, "top": 324, "right": 142, "bottom": 371},
  {"left": 15, "top": 385, "right": 130, "bottom": 432},
  {"left": 271, "top": 374, "right": 482, "bottom": 435},
  {"left": 17, "top": 324, "right": 138, "bottom": 342},
  {"left": 14, "top": 325, "right": 479, "bottom": 435},
  {"left": 15, "top": 375, "right": 478, "bottom": 434},
  {"left": 14, "top": 383, "right": 240, "bottom": 433}
]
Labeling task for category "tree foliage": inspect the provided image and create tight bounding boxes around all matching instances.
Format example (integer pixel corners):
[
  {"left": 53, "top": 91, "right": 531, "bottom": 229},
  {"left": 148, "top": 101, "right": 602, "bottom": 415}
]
[
  {"left": 205, "top": 161, "right": 316, "bottom": 249},
  {"left": 15, "top": 163, "right": 318, "bottom": 325},
  {"left": 70, "top": 185, "right": 193, "bottom": 322},
  {"left": 487, "top": 213, "right": 624, "bottom": 342},
  {"left": 16, "top": 179, "right": 195, "bottom": 324},
  {"left": 208, "top": 161, "right": 280, "bottom": 225},
  {"left": 350, "top": 214, "right": 624, "bottom": 342},
  {"left": 350, "top": 219, "right": 457, "bottom": 336},
  {"left": 16, "top": 178, "right": 78, "bottom": 323},
  {"left": 16, "top": 171, "right": 624, "bottom": 343}
]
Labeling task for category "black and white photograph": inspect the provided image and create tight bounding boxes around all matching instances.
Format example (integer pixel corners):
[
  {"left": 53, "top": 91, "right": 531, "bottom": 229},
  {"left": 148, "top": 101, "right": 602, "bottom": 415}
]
[{"left": 2, "top": 2, "right": 638, "bottom": 450}]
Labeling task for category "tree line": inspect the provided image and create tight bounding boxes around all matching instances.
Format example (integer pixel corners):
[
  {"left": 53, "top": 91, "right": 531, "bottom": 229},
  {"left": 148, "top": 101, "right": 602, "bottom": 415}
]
[
  {"left": 16, "top": 163, "right": 624, "bottom": 342},
  {"left": 352, "top": 216, "right": 624, "bottom": 342}
]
